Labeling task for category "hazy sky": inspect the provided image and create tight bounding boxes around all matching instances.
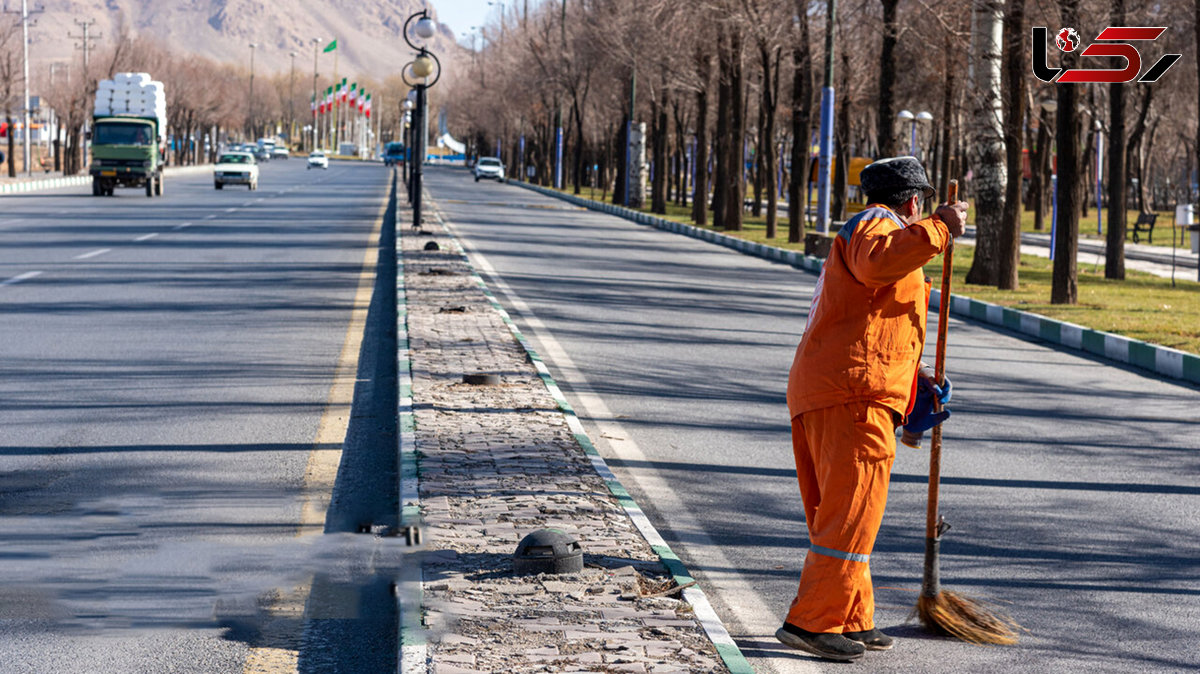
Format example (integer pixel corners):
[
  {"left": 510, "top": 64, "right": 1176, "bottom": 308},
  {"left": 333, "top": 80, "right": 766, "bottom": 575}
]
[{"left": 429, "top": 0, "right": 500, "bottom": 42}]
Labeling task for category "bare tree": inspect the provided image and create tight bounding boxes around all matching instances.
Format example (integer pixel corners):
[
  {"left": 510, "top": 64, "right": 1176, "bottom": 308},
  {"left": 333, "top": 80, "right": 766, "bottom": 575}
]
[
  {"left": 996, "top": 0, "right": 1025, "bottom": 290},
  {"left": 787, "top": 0, "right": 813, "bottom": 243},
  {"left": 964, "top": 0, "right": 1006, "bottom": 286},
  {"left": 1051, "top": 0, "right": 1083, "bottom": 305}
]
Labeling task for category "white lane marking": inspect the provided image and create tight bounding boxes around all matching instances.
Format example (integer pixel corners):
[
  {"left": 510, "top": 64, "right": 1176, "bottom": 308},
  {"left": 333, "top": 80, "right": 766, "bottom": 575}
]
[
  {"left": 173, "top": 222, "right": 192, "bottom": 230},
  {"left": 224, "top": 207, "right": 238, "bottom": 213},
  {"left": 242, "top": 201, "right": 254, "bottom": 207},
  {"left": 204, "top": 214, "right": 217, "bottom": 220},
  {"left": 444, "top": 219, "right": 817, "bottom": 674},
  {"left": 253, "top": 197, "right": 265, "bottom": 203},
  {"left": 74, "top": 248, "right": 112, "bottom": 260},
  {"left": 135, "top": 233, "right": 159, "bottom": 242},
  {"left": 0, "top": 270, "right": 42, "bottom": 287}
]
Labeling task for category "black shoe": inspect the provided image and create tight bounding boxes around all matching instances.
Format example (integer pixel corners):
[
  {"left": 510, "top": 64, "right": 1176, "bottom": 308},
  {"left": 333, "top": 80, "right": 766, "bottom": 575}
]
[
  {"left": 776, "top": 624, "right": 865, "bottom": 662},
  {"left": 844, "top": 627, "right": 895, "bottom": 651}
]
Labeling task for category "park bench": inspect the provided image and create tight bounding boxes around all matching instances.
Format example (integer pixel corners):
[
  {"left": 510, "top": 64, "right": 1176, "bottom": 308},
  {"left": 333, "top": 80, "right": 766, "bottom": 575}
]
[{"left": 1129, "top": 212, "right": 1156, "bottom": 244}]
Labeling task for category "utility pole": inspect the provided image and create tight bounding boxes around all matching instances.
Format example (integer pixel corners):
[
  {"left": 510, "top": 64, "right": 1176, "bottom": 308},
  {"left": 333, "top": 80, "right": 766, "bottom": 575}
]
[
  {"left": 311, "top": 38, "right": 320, "bottom": 151},
  {"left": 815, "top": 0, "right": 837, "bottom": 234},
  {"left": 69, "top": 18, "right": 98, "bottom": 71},
  {"left": 288, "top": 50, "right": 296, "bottom": 146},
  {"left": 247, "top": 43, "right": 258, "bottom": 140},
  {"left": 5, "top": 0, "right": 42, "bottom": 176}
]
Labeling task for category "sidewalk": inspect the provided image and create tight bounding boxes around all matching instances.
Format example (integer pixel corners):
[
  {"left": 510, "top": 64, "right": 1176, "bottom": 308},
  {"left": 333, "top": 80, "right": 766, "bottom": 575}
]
[
  {"left": 0, "top": 164, "right": 213, "bottom": 194},
  {"left": 396, "top": 200, "right": 747, "bottom": 673}
]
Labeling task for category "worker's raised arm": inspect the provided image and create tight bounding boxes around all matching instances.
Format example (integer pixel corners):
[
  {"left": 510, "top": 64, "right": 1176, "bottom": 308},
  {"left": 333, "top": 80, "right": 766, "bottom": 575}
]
[{"left": 844, "top": 212, "right": 951, "bottom": 287}]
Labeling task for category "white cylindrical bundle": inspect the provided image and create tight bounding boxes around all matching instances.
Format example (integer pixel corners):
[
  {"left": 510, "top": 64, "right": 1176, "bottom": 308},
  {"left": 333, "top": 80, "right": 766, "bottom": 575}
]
[{"left": 127, "top": 72, "right": 150, "bottom": 85}]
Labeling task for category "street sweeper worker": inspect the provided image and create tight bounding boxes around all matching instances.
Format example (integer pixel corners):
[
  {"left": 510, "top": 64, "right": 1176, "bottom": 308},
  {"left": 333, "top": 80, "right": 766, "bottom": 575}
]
[{"left": 777, "top": 156, "right": 967, "bottom": 662}]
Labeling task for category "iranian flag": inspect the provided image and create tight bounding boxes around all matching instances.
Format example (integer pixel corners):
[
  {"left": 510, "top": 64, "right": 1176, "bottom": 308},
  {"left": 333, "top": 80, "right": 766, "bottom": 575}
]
[
  {"left": 311, "top": 94, "right": 316, "bottom": 116},
  {"left": 348, "top": 83, "right": 357, "bottom": 107},
  {"left": 340, "top": 78, "right": 348, "bottom": 103},
  {"left": 363, "top": 93, "right": 371, "bottom": 118},
  {"left": 324, "top": 86, "right": 334, "bottom": 113}
]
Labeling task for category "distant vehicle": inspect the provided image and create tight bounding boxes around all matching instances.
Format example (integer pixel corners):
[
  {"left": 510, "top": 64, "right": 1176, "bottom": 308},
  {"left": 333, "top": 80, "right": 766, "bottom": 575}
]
[
  {"left": 213, "top": 151, "right": 259, "bottom": 190},
  {"left": 90, "top": 72, "right": 167, "bottom": 197},
  {"left": 307, "top": 151, "right": 328, "bottom": 170},
  {"left": 271, "top": 146, "right": 290, "bottom": 160},
  {"left": 253, "top": 147, "right": 271, "bottom": 163},
  {"left": 383, "top": 142, "right": 406, "bottom": 167},
  {"left": 474, "top": 157, "right": 505, "bottom": 183}
]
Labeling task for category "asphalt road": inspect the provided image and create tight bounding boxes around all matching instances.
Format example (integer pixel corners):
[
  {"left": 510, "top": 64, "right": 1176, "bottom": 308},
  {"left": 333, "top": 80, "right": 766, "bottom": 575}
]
[
  {"left": 0, "top": 159, "right": 400, "bottom": 672},
  {"left": 425, "top": 166, "right": 1200, "bottom": 673}
]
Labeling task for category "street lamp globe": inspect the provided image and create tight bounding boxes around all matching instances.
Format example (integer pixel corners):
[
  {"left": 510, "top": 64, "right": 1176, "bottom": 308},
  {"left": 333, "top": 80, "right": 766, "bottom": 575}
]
[
  {"left": 897, "top": 109, "right": 914, "bottom": 121},
  {"left": 916, "top": 111, "right": 933, "bottom": 124},
  {"left": 415, "top": 16, "right": 436, "bottom": 39},
  {"left": 412, "top": 54, "right": 435, "bottom": 78},
  {"left": 404, "top": 98, "right": 415, "bottom": 110},
  {"left": 1040, "top": 98, "right": 1058, "bottom": 113}
]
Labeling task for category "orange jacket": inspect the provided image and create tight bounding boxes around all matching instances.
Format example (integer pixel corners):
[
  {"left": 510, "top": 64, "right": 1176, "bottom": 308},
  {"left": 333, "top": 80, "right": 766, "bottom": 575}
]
[{"left": 787, "top": 205, "right": 951, "bottom": 419}]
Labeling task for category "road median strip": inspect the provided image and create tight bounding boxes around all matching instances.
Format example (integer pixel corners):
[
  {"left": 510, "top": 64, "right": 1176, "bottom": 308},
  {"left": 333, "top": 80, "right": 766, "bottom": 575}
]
[
  {"left": 513, "top": 180, "right": 1200, "bottom": 387},
  {"left": 394, "top": 193, "right": 752, "bottom": 673}
]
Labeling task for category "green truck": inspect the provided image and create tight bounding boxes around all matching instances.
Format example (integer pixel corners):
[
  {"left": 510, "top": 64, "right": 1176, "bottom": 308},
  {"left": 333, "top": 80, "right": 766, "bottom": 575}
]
[{"left": 90, "top": 114, "right": 165, "bottom": 197}]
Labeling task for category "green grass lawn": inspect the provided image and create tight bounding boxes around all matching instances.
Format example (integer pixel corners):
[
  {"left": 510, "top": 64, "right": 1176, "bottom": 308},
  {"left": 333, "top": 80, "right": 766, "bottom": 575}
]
[{"left": 553, "top": 185, "right": 1200, "bottom": 354}]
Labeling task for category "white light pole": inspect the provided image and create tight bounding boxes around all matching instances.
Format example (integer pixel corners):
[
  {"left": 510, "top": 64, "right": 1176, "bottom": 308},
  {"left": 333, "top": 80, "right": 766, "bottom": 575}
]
[{"left": 20, "top": 0, "right": 32, "bottom": 175}]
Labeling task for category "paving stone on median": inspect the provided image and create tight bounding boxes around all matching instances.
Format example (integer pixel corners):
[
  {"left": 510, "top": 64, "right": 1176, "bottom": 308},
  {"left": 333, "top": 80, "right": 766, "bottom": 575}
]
[{"left": 401, "top": 212, "right": 727, "bottom": 673}]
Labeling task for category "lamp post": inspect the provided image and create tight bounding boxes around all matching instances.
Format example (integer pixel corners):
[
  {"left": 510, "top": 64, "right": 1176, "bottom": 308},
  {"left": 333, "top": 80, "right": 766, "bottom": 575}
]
[
  {"left": 896, "top": 109, "right": 933, "bottom": 157},
  {"left": 403, "top": 11, "right": 440, "bottom": 230},
  {"left": 1094, "top": 117, "right": 1103, "bottom": 236},
  {"left": 288, "top": 50, "right": 297, "bottom": 147},
  {"left": 311, "top": 38, "right": 321, "bottom": 152},
  {"left": 403, "top": 97, "right": 415, "bottom": 198},
  {"left": 248, "top": 43, "right": 258, "bottom": 139}
]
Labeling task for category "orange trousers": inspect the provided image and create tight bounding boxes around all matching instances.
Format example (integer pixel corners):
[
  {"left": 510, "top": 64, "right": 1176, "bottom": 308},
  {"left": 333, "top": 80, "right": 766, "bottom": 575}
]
[{"left": 785, "top": 401, "right": 896, "bottom": 634}]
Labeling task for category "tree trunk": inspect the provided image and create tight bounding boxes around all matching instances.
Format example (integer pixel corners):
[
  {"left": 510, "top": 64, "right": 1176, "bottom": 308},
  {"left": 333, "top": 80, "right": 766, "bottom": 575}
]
[
  {"left": 573, "top": 98, "right": 585, "bottom": 195},
  {"left": 938, "top": 43, "right": 954, "bottom": 199},
  {"left": 997, "top": 0, "right": 1025, "bottom": 290},
  {"left": 1031, "top": 115, "right": 1048, "bottom": 231},
  {"left": 965, "top": 0, "right": 1007, "bottom": 287},
  {"left": 652, "top": 85, "right": 668, "bottom": 214},
  {"left": 831, "top": 55, "right": 849, "bottom": 222},
  {"left": 722, "top": 28, "right": 745, "bottom": 231},
  {"left": 712, "top": 30, "right": 730, "bottom": 227},
  {"left": 788, "top": 0, "right": 813, "bottom": 243},
  {"left": 693, "top": 50, "right": 711, "bottom": 226},
  {"left": 762, "top": 43, "right": 780, "bottom": 239},
  {"left": 1051, "top": 0, "right": 1082, "bottom": 305},
  {"left": 6, "top": 114, "right": 15, "bottom": 177},
  {"left": 614, "top": 114, "right": 627, "bottom": 205},
  {"left": 877, "top": 0, "right": 899, "bottom": 157},
  {"left": 752, "top": 97, "right": 764, "bottom": 218}
]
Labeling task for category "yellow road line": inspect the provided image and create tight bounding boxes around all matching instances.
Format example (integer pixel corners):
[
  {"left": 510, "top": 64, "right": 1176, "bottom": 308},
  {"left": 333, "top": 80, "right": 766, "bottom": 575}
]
[{"left": 242, "top": 189, "right": 389, "bottom": 674}]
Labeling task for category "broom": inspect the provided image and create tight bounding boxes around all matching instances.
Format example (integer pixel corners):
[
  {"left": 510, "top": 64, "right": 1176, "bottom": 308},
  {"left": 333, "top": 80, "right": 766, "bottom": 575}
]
[{"left": 914, "top": 179, "right": 1021, "bottom": 645}]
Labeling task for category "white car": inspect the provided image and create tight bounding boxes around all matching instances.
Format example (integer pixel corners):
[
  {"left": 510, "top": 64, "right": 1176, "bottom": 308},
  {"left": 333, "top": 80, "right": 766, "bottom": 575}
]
[
  {"left": 307, "top": 151, "right": 329, "bottom": 170},
  {"left": 213, "top": 151, "right": 259, "bottom": 190},
  {"left": 271, "top": 146, "right": 290, "bottom": 160},
  {"left": 474, "top": 157, "right": 505, "bottom": 182}
]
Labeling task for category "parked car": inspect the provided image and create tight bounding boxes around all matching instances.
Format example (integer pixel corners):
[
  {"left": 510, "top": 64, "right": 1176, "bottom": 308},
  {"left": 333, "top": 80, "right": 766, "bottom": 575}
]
[
  {"left": 473, "top": 157, "right": 505, "bottom": 182},
  {"left": 271, "top": 146, "right": 290, "bottom": 160},
  {"left": 307, "top": 151, "right": 329, "bottom": 170},
  {"left": 213, "top": 151, "right": 259, "bottom": 190}
]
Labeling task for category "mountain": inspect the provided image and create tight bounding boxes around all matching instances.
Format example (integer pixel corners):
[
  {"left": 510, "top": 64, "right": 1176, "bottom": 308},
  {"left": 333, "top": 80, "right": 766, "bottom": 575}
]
[{"left": 26, "top": 0, "right": 459, "bottom": 81}]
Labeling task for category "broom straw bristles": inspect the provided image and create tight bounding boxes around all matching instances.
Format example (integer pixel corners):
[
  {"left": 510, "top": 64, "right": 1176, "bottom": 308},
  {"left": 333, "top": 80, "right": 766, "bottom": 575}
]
[{"left": 916, "top": 590, "right": 1021, "bottom": 645}]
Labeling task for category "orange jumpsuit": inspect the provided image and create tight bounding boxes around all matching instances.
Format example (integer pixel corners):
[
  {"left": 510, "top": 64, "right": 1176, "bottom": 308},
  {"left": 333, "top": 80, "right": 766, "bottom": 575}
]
[{"left": 784, "top": 204, "right": 950, "bottom": 634}]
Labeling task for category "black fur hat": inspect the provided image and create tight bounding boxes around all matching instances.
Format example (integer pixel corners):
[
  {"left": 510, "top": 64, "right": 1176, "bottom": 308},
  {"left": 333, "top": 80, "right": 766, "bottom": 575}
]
[{"left": 860, "top": 156, "right": 935, "bottom": 201}]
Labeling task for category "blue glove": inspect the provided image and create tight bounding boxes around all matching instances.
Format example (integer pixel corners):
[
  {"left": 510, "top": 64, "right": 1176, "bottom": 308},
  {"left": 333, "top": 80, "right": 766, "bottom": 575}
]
[
  {"left": 933, "top": 375, "right": 952, "bottom": 405},
  {"left": 903, "top": 380, "right": 951, "bottom": 435}
]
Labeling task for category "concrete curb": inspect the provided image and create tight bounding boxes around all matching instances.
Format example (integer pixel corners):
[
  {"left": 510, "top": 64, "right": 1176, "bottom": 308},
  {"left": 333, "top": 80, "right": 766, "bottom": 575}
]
[
  {"left": 513, "top": 181, "right": 1200, "bottom": 387},
  {"left": 0, "top": 164, "right": 215, "bottom": 195},
  {"left": 395, "top": 177, "right": 427, "bottom": 673},
  {"left": 429, "top": 202, "right": 755, "bottom": 674}
]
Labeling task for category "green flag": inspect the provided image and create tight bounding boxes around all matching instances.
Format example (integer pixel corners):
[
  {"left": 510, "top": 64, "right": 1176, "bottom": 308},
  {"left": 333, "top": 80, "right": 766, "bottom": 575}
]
[{"left": 323, "top": 39, "right": 337, "bottom": 53}]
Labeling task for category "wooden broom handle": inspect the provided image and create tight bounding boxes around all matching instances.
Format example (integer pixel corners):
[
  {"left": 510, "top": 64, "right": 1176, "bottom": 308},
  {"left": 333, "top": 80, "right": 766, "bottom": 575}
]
[{"left": 925, "top": 179, "right": 957, "bottom": 540}]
